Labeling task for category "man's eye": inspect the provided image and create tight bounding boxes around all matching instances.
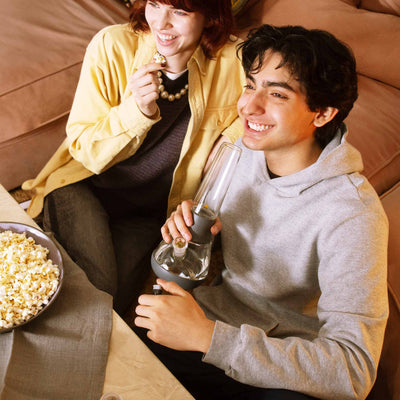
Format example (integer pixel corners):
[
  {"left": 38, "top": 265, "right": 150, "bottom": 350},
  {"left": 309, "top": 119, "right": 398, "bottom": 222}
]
[
  {"left": 148, "top": 1, "right": 159, "bottom": 7},
  {"left": 244, "top": 84, "right": 254, "bottom": 90},
  {"left": 272, "top": 92, "right": 287, "bottom": 99}
]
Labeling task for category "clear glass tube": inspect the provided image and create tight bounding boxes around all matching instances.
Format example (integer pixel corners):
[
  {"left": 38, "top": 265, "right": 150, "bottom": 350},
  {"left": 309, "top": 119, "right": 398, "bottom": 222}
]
[{"left": 194, "top": 142, "right": 242, "bottom": 216}]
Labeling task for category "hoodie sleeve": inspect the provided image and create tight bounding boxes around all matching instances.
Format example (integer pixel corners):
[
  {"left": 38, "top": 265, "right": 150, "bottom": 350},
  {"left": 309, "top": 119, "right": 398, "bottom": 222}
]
[{"left": 203, "top": 208, "right": 389, "bottom": 400}]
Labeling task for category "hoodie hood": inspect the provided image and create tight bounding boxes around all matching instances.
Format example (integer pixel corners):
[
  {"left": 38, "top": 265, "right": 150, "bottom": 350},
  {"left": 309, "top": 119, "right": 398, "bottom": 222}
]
[{"left": 241, "top": 124, "right": 364, "bottom": 198}]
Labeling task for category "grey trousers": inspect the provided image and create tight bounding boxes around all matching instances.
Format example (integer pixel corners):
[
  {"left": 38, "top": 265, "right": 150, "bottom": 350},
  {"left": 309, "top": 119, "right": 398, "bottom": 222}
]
[{"left": 43, "top": 180, "right": 162, "bottom": 315}]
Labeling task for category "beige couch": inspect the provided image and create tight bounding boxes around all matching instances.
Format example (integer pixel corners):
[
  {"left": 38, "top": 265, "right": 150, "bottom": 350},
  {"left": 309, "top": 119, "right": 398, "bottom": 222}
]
[
  {"left": 0, "top": 0, "right": 130, "bottom": 192},
  {"left": 0, "top": 0, "right": 398, "bottom": 398}
]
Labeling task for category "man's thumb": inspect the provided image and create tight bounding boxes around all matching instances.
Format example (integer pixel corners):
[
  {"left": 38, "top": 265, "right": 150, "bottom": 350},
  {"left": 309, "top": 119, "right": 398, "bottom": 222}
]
[{"left": 157, "top": 279, "right": 187, "bottom": 296}]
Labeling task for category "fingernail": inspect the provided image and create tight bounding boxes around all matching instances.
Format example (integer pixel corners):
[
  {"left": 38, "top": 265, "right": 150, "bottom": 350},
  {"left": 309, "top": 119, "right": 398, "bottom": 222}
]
[{"left": 184, "top": 218, "right": 192, "bottom": 226}]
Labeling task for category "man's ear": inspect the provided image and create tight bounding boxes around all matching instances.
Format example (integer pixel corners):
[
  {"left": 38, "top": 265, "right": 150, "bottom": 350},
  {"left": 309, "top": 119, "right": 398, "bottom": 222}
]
[{"left": 313, "top": 107, "right": 339, "bottom": 127}]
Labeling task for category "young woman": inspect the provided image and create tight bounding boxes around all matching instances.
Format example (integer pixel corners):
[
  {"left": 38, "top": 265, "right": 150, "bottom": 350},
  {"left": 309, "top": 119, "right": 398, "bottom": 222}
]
[{"left": 22, "top": 0, "right": 245, "bottom": 315}]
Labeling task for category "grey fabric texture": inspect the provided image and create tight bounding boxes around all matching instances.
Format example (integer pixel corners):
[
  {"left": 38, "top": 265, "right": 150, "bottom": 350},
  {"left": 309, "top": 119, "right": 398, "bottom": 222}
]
[
  {"left": 195, "top": 126, "right": 389, "bottom": 399},
  {"left": 0, "top": 235, "right": 113, "bottom": 400},
  {"left": 43, "top": 180, "right": 162, "bottom": 315}
]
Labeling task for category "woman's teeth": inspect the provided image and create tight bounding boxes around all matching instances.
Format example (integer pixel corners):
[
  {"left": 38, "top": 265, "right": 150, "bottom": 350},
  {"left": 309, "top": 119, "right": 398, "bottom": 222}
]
[
  {"left": 248, "top": 121, "right": 272, "bottom": 132},
  {"left": 158, "top": 34, "right": 176, "bottom": 41}
]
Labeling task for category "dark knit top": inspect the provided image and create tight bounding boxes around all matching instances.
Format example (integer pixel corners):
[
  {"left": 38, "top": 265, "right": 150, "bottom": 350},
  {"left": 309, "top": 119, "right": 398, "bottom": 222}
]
[{"left": 90, "top": 71, "right": 190, "bottom": 220}]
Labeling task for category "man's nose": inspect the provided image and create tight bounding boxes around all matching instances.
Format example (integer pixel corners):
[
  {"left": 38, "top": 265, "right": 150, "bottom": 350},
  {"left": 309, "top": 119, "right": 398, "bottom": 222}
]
[{"left": 242, "top": 92, "right": 265, "bottom": 116}]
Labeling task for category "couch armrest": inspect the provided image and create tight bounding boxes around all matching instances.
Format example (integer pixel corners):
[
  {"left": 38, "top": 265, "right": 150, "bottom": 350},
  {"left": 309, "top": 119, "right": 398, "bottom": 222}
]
[{"left": 368, "top": 183, "right": 400, "bottom": 399}]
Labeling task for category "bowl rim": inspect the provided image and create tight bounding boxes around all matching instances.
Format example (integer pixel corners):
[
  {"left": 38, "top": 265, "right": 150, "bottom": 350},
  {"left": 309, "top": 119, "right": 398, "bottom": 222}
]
[{"left": 0, "top": 221, "right": 64, "bottom": 333}]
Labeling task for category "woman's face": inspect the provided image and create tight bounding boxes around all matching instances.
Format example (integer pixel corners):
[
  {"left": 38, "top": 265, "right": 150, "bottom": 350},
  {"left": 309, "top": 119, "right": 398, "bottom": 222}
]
[{"left": 145, "top": 1, "right": 205, "bottom": 72}]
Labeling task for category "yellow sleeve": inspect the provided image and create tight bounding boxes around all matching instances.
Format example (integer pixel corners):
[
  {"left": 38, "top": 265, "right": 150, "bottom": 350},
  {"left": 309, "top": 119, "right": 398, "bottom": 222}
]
[
  {"left": 221, "top": 116, "right": 243, "bottom": 144},
  {"left": 66, "top": 26, "right": 160, "bottom": 174}
]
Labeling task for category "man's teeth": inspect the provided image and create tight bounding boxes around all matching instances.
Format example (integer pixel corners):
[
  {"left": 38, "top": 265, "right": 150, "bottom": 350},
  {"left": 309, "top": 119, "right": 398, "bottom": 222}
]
[
  {"left": 158, "top": 34, "right": 176, "bottom": 41},
  {"left": 248, "top": 121, "right": 272, "bottom": 132}
]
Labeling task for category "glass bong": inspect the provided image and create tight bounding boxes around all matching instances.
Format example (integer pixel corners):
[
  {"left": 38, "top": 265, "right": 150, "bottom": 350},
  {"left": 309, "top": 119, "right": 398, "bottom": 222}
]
[{"left": 151, "top": 142, "right": 242, "bottom": 290}]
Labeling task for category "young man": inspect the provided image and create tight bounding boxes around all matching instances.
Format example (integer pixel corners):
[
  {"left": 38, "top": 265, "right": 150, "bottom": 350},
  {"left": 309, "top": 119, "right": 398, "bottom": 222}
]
[{"left": 135, "top": 25, "right": 389, "bottom": 400}]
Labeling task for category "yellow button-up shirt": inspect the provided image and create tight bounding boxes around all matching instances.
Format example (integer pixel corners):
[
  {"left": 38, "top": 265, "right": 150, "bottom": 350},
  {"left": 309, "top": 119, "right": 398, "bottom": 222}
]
[{"left": 23, "top": 24, "right": 245, "bottom": 218}]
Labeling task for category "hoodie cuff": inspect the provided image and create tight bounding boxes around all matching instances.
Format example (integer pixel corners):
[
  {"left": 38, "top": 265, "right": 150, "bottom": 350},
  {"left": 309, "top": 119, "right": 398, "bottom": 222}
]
[{"left": 202, "top": 320, "right": 241, "bottom": 370}]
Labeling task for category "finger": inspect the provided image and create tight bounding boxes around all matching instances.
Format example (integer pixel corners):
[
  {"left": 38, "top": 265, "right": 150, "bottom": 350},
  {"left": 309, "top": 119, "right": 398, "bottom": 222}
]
[
  {"left": 146, "top": 328, "right": 158, "bottom": 343},
  {"left": 138, "top": 91, "right": 159, "bottom": 105},
  {"left": 128, "top": 68, "right": 161, "bottom": 97},
  {"left": 134, "top": 315, "right": 152, "bottom": 330},
  {"left": 181, "top": 200, "right": 194, "bottom": 226},
  {"left": 157, "top": 278, "right": 188, "bottom": 297},
  {"left": 167, "top": 214, "right": 191, "bottom": 241},
  {"left": 166, "top": 216, "right": 183, "bottom": 240},
  {"left": 129, "top": 69, "right": 158, "bottom": 87},
  {"left": 161, "top": 223, "right": 172, "bottom": 243},
  {"left": 135, "top": 304, "right": 153, "bottom": 318},
  {"left": 146, "top": 62, "right": 166, "bottom": 73},
  {"left": 137, "top": 294, "right": 157, "bottom": 306},
  {"left": 129, "top": 76, "right": 159, "bottom": 97},
  {"left": 132, "top": 62, "right": 166, "bottom": 78},
  {"left": 210, "top": 217, "right": 222, "bottom": 236}
]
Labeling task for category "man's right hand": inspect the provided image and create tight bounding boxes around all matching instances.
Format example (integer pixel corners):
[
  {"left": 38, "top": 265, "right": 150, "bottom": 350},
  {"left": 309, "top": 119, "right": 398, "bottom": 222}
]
[{"left": 161, "top": 200, "right": 222, "bottom": 243}]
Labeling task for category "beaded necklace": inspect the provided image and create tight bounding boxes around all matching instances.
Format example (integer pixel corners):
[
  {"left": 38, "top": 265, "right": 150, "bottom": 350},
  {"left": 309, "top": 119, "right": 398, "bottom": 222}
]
[{"left": 157, "top": 71, "right": 189, "bottom": 102}]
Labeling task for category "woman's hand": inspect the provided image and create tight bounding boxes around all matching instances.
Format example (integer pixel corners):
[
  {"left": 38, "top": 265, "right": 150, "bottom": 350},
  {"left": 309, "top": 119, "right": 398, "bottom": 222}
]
[
  {"left": 135, "top": 279, "right": 215, "bottom": 352},
  {"left": 127, "top": 62, "right": 165, "bottom": 118},
  {"left": 161, "top": 200, "right": 223, "bottom": 243}
]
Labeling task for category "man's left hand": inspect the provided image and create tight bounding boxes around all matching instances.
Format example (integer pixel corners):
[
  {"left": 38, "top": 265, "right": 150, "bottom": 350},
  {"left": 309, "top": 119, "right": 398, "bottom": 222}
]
[{"left": 135, "top": 279, "right": 215, "bottom": 353}]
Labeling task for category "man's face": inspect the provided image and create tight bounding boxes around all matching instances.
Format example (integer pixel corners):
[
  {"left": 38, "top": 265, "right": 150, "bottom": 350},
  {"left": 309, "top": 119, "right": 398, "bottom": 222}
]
[{"left": 237, "top": 51, "right": 319, "bottom": 161}]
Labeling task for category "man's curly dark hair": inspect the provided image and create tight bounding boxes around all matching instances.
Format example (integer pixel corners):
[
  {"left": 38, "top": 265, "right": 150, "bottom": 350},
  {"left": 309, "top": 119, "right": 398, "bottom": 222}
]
[{"left": 237, "top": 25, "right": 358, "bottom": 148}]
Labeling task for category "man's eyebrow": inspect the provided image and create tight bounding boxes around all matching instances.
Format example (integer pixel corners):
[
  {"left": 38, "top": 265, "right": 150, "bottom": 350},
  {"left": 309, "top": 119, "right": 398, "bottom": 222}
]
[
  {"left": 245, "top": 74, "right": 296, "bottom": 92},
  {"left": 245, "top": 74, "right": 256, "bottom": 83},
  {"left": 262, "top": 80, "right": 295, "bottom": 92}
]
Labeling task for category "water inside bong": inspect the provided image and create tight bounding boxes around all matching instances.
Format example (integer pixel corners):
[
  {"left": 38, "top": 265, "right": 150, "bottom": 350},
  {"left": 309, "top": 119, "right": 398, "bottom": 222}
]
[{"left": 155, "top": 240, "right": 210, "bottom": 280}]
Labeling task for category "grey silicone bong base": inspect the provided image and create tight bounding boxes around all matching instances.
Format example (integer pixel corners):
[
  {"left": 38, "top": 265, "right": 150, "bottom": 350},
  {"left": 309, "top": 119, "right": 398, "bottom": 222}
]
[
  {"left": 188, "top": 211, "right": 216, "bottom": 244},
  {"left": 151, "top": 252, "right": 205, "bottom": 290}
]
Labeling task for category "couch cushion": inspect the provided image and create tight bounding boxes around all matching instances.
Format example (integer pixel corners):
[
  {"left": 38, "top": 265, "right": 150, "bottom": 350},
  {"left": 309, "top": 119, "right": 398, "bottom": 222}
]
[
  {"left": 359, "top": 0, "right": 400, "bottom": 16},
  {"left": 345, "top": 75, "right": 400, "bottom": 196},
  {"left": 380, "top": 183, "right": 400, "bottom": 306},
  {"left": 368, "top": 183, "right": 400, "bottom": 399},
  {"left": 0, "top": 0, "right": 129, "bottom": 148},
  {"left": 0, "top": 118, "right": 68, "bottom": 192},
  {"left": 243, "top": 0, "right": 400, "bottom": 89},
  {"left": 0, "top": 0, "right": 130, "bottom": 190}
]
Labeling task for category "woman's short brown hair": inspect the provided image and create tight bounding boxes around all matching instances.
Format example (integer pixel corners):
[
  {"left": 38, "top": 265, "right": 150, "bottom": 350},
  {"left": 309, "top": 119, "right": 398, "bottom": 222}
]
[{"left": 130, "top": 0, "right": 234, "bottom": 59}]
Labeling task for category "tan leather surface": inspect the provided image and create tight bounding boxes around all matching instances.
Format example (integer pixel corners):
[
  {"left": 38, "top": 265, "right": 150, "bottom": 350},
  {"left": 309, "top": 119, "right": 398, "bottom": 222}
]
[
  {"left": 381, "top": 183, "right": 400, "bottom": 304},
  {"left": 346, "top": 75, "right": 400, "bottom": 196},
  {"left": 0, "top": 0, "right": 130, "bottom": 190},
  {"left": 104, "top": 312, "right": 194, "bottom": 399},
  {"left": 360, "top": 0, "right": 400, "bottom": 16},
  {"left": 242, "top": 0, "right": 400, "bottom": 89}
]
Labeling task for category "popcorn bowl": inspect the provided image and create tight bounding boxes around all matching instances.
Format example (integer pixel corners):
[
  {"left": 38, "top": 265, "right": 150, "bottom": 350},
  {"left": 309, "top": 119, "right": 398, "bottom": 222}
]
[{"left": 0, "top": 222, "right": 64, "bottom": 333}]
